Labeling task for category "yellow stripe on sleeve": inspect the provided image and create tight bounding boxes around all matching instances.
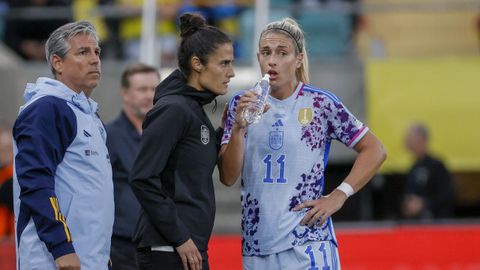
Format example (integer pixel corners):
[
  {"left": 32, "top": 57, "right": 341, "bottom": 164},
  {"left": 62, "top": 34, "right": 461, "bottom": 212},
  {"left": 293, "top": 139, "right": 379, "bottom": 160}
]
[{"left": 49, "top": 197, "right": 72, "bottom": 242}]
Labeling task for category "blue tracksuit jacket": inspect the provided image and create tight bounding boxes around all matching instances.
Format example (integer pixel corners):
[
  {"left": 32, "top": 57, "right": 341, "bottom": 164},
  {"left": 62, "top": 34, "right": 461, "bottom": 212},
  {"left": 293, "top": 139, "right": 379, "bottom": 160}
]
[{"left": 13, "top": 77, "right": 114, "bottom": 270}]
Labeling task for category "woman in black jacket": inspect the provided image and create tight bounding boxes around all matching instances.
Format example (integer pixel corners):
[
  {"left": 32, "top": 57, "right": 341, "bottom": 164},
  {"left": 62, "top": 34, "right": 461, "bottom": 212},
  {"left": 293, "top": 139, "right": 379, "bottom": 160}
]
[{"left": 129, "top": 13, "right": 235, "bottom": 270}]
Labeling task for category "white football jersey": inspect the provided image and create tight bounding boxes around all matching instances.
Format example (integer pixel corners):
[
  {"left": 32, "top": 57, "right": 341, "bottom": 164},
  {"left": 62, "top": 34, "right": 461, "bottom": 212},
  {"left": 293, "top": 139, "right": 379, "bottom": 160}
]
[{"left": 222, "top": 82, "right": 368, "bottom": 256}]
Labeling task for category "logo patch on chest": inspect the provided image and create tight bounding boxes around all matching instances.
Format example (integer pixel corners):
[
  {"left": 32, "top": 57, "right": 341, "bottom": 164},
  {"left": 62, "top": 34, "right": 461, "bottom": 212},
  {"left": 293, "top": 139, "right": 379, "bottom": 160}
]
[
  {"left": 269, "top": 131, "right": 284, "bottom": 150},
  {"left": 269, "top": 119, "right": 284, "bottom": 150},
  {"left": 298, "top": 108, "right": 313, "bottom": 126},
  {"left": 201, "top": 125, "right": 210, "bottom": 145}
]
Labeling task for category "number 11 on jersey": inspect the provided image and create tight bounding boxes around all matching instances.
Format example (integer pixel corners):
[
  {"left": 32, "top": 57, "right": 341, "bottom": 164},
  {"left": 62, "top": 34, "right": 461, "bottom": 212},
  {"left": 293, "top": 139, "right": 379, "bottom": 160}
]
[{"left": 263, "top": 154, "right": 287, "bottom": 184}]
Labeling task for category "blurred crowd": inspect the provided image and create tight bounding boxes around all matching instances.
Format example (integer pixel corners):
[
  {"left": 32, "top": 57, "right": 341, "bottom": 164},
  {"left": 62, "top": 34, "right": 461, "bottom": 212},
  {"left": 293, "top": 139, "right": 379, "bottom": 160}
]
[
  {"left": 0, "top": 118, "right": 13, "bottom": 241},
  {"left": 0, "top": 0, "right": 252, "bottom": 65},
  {"left": 0, "top": 0, "right": 360, "bottom": 65},
  {"left": 0, "top": 0, "right": 478, "bottom": 64}
]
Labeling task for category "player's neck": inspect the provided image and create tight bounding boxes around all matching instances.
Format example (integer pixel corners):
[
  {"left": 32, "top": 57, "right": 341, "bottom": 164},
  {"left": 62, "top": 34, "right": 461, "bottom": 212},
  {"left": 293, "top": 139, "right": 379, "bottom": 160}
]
[{"left": 271, "top": 80, "right": 299, "bottom": 100}]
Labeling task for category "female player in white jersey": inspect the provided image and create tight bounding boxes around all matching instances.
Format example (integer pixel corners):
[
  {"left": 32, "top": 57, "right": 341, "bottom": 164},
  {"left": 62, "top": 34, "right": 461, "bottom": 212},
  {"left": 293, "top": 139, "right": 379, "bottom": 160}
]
[{"left": 219, "top": 17, "right": 386, "bottom": 269}]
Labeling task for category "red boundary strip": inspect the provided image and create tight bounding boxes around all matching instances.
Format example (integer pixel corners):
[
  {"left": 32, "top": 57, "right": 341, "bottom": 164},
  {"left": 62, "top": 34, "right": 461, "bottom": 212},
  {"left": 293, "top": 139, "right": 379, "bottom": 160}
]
[
  {"left": 1, "top": 225, "right": 479, "bottom": 269},
  {"left": 209, "top": 225, "right": 480, "bottom": 270}
]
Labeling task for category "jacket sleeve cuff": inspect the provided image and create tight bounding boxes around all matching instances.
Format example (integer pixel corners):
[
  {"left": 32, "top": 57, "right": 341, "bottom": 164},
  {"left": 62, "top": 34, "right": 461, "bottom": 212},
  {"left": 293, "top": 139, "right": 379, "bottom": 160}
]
[
  {"left": 170, "top": 219, "right": 191, "bottom": 247},
  {"left": 173, "top": 233, "right": 191, "bottom": 248},
  {"left": 51, "top": 241, "right": 76, "bottom": 260}
]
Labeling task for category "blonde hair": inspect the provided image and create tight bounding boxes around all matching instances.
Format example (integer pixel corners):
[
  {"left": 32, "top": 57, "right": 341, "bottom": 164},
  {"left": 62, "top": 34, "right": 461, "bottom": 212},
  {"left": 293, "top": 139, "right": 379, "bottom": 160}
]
[{"left": 260, "top": 18, "right": 310, "bottom": 84}]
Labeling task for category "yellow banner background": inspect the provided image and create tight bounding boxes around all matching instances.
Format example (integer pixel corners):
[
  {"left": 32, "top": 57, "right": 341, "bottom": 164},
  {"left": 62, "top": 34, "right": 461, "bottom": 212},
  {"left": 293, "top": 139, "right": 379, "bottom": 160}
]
[{"left": 367, "top": 57, "right": 480, "bottom": 173}]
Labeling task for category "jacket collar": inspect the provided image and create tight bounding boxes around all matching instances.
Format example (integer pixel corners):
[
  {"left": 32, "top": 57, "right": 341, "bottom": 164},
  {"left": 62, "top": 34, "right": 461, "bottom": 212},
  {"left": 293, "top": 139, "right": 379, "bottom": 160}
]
[
  {"left": 153, "top": 69, "right": 218, "bottom": 107},
  {"left": 23, "top": 77, "right": 99, "bottom": 115}
]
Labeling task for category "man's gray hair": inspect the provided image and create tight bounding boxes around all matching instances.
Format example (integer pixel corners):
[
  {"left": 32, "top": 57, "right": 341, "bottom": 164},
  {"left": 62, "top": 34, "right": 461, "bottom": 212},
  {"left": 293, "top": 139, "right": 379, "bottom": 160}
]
[{"left": 45, "top": 21, "right": 99, "bottom": 76}]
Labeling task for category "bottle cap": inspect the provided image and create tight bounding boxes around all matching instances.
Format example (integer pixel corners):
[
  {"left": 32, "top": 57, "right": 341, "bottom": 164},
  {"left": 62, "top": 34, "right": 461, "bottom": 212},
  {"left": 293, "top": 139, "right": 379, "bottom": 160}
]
[{"left": 263, "top": 74, "right": 270, "bottom": 82}]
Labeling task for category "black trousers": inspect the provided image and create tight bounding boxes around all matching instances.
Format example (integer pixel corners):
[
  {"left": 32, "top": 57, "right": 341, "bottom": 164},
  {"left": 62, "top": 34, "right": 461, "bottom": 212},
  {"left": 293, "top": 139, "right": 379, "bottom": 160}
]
[
  {"left": 137, "top": 249, "right": 209, "bottom": 270},
  {"left": 111, "top": 235, "right": 139, "bottom": 270}
]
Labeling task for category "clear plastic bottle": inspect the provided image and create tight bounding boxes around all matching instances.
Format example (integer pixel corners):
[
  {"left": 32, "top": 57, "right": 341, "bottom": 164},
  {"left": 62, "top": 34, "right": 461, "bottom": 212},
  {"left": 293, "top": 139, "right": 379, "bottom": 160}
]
[{"left": 243, "top": 74, "right": 271, "bottom": 124}]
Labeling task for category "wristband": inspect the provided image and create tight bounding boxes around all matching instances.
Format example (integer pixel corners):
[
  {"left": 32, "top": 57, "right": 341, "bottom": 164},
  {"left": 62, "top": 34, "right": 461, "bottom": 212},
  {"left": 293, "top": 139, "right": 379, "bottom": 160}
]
[{"left": 336, "top": 182, "right": 354, "bottom": 197}]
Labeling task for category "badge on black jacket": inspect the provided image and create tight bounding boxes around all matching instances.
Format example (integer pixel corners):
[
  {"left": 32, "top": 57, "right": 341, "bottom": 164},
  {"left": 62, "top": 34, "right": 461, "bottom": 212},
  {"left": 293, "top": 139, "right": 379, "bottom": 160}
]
[{"left": 201, "top": 125, "right": 210, "bottom": 145}]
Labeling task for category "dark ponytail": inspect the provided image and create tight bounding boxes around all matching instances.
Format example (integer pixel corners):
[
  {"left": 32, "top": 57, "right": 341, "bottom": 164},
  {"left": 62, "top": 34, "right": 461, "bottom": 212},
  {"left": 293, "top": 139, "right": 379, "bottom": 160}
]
[
  {"left": 179, "top": 13, "right": 206, "bottom": 38},
  {"left": 178, "top": 13, "right": 232, "bottom": 78}
]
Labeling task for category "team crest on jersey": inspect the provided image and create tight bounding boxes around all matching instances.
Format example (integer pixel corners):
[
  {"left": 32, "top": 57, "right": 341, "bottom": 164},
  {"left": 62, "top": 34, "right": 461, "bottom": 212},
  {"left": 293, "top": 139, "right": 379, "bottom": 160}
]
[
  {"left": 269, "top": 119, "right": 284, "bottom": 150},
  {"left": 298, "top": 108, "right": 313, "bottom": 126},
  {"left": 200, "top": 125, "right": 209, "bottom": 145},
  {"left": 269, "top": 131, "right": 284, "bottom": 150}
]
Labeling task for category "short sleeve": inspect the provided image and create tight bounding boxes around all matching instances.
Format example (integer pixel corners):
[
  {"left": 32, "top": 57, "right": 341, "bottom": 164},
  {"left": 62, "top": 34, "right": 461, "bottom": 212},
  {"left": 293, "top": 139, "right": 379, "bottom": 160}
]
[{"left": 326, "top": 97, "right": 368, "bottom": 148}]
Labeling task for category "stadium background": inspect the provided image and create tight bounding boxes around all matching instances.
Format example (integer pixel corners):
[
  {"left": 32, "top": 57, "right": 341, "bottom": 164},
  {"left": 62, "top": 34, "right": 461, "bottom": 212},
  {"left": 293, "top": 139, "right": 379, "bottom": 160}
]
[{"left": 0, "top": 0, "right": 479, "bottom": 269}]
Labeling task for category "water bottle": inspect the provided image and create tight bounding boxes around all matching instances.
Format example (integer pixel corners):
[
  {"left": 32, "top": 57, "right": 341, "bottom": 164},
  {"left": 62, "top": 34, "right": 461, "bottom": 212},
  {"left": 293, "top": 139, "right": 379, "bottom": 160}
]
[{"left": 243, "top": 74, "right": 270, "bottom": 124}]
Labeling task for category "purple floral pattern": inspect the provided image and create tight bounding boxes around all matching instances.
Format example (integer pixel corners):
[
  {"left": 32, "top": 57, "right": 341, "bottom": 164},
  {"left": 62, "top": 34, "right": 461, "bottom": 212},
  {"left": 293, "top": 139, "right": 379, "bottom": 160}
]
[
  {"left": 291, "top": 221, "right": 330, "bottom": 246},
  {"left": 221, "top": 93, "right": 241, "bottom": 144},
  {"left": 298, "top": 90, "right": 363, "bottom": 151},
  {"left": 241, "top": 192, "right": 260, "bottom": 255},
  {"left": 289, "top": 163, "right": 324, "bottom": 211},
  {"left": 288, "top": 161, "right": 331, "bottom": 245},
  {"left": 289, "top": 88, "right": 364, "bottom": 246}
]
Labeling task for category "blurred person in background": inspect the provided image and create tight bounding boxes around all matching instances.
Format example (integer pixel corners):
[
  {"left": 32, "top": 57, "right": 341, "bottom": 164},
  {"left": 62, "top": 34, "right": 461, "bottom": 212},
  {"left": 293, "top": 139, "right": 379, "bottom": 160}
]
[
  {"left": 219, "top": 17, "right": 386, "bottom": 269},
  {"left": 179, "top": 0, "right": 245, "bottom": 58},
  {"left": 0, "top": 1, "right": 8, "bottom": 40},
  {"left": 129, "top": 12, "right": 234, "bottom": 270},
  {"left": 0, "top": 118, "right": 14, "bottom": 240},
  {"left": 402, "top": 123, "right": 455, "bottom": 220},
  {"left": 107, "top": 62, "right": 160, "bottom": 270},
  {"left": 4, "top": 0, "right": 71, "bottom": 61},
  {"left": 72, "top": 0, "right": 119, "bottom": 58},
  {"left": 12, "top": 21, "right": 113, "bottom": 270},
  {"left": 477, "top": 13, "right": 480, "bottom": 50},
  {"left": 118, "top": 0, "right": 180, "bottom": 64}
]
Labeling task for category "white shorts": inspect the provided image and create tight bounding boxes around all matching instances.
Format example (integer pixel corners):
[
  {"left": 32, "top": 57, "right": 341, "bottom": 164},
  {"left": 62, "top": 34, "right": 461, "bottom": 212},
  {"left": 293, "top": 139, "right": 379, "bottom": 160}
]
[{"left": 243, "top": 241, "right": 340, "bottom": 270}]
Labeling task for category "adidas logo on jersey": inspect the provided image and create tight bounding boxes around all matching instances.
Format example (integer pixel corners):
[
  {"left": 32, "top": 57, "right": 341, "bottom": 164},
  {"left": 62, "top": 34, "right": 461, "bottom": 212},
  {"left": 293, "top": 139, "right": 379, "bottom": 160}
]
[{"left": 272, "top": 119, "right": 284, "bottom": 127}]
